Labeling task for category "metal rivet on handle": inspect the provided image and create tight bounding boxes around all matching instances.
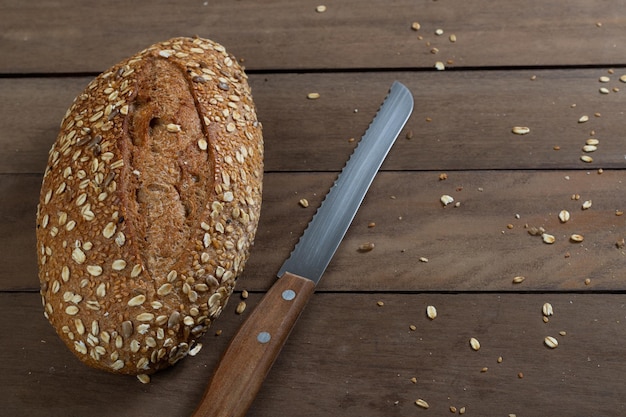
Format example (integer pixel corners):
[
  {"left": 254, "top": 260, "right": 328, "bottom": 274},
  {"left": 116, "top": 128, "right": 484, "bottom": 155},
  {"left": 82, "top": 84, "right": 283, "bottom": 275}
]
[
  {"left": 282, "top": 289, "right": 296, "bottom": 301},
  {"left": 257, "top": 331, "right": 271, "bottom": 344}
]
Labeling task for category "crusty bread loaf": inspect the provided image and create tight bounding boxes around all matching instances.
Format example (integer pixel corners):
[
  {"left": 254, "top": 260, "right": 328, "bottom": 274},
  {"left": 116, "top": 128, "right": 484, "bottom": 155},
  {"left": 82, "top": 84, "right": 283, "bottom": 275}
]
[{"left": 36, "top": 37, "right": 263, "bottom": 375}]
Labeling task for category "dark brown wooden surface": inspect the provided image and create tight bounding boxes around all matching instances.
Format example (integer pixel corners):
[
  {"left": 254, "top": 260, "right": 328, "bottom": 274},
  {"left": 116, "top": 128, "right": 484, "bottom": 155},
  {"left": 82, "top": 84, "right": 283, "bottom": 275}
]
[{"left": 2, "top": 1, "right": 626, "bottom": 416}]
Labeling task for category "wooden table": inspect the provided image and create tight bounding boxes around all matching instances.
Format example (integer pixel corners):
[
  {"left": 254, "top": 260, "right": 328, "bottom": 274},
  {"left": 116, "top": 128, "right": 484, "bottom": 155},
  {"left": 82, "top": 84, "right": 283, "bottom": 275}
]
[{"left": 2, "top": 1, "right": 626, "bottom": 416}]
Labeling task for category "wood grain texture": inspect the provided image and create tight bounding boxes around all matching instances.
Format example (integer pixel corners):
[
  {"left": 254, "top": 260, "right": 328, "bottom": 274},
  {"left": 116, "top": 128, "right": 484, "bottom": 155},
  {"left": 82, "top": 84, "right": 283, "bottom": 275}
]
[
  {"left": 2, "top": 0, "right": 626, "bottom": 73},
  {"left": 3, "top": 292, "right": 626, "bottom": 417},
  {"left": 3, "top": 170, "right": 625, "bottom": 292},
  {"left": 3, "top": 1, "right": 626, "bottom": 416},
  {"left": 3, "top": 69, "right": 626, "bottom": 175}
]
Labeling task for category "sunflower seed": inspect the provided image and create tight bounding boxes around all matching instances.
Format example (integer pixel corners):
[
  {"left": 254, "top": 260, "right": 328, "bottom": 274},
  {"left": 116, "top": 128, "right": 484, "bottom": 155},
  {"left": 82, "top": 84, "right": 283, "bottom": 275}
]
[{"left": 544, "top": 336, "right": 558, "bottom": 349}]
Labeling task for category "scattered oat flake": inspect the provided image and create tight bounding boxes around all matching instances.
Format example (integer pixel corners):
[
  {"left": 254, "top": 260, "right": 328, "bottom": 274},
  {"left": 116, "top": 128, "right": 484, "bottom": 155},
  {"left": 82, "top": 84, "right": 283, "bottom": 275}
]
[
  {"left": 411, "top": 21, "right": 421, "bottom": 31},
  {"left": 578, "top": 115, "right": 589, "bottom": 123},
  {"left": 542, "top": 302, "right": 554, "bottom": 316},
  {"left": 435, "top": 61, "right": 445, "bottom": 70},
  {"left": 358, "top": 242, "right": 375, "bottom": 252},
  {"left": 307, "top": 92, "right": 320, "bottom": 100},
  {"left": 136, "top": 374, "right": 151, "bottom": 384},
  {"left": 440, "top": 195, "right": 454, "bottom": 206},
  {"left": 415, "top": 399, "right": 430, "bottom": 409},
  {"left": 470, "top": 337, "right": 481, "bottom": 351},
  {"left": 377, "top": 300, "right": 384, "bottom": 307},
  {"left": 542, "top": 233, "right": 556, "bottom": 244},
  {"left": 544, "top": 336, "right": 558, "bottom": 349},
  {"left": 419, "top": 257, "right": 429, "bottom": 263},
  {"left": 512, "top": 126, "right": 530, "bottom": 135},
  {"left": 298, "top": 198, "right": 309, "bottom": 208},
  {"left": 512, "top": 276, "right": 526, "bottom": 284},
  {"left": 582, "top": 200, "right": 592, "bottom": 210},
  {"left": 316, "top": 5, "right": 326, "bottom": 12},
  {"left": 426, "top": 305, "right": 437, "bottom": 319},
  {"left": 570, "top": 234, "right": 584, "bottom": 243}
]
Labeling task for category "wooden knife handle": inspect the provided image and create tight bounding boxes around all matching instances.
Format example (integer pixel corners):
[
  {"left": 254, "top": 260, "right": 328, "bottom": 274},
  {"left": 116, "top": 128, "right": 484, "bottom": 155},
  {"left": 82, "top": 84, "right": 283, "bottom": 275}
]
[{"left": 191, "top": 272, "right": 316, "bottom": 417}]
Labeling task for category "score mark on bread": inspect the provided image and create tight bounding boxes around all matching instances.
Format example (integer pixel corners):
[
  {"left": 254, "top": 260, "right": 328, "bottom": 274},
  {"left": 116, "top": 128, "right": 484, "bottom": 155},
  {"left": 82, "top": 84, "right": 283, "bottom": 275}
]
[{"left": 36, "top": 37, "right": 263, "bottom": 375}]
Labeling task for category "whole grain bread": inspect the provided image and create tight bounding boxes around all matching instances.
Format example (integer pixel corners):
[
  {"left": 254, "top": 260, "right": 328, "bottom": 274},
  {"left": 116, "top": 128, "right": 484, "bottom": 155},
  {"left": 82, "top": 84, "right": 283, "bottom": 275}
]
[{"left": 36, "top": 37, "right": 263, "bottom": 375}]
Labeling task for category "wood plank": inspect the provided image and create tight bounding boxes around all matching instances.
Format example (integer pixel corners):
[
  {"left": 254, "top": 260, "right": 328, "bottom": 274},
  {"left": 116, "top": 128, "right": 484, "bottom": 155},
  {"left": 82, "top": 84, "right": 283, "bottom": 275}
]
[
  {"left": 4, "top": 170, "right": 625, "bottom": 292},
  {"left": 3, "top": 69, "right": 626, "bottom": 175},
  {"left": 2, "top": 0, "right": 626, "bottom": 73},
  {"left": 2, "top": 291, "right": 626, "bottom": 416}
]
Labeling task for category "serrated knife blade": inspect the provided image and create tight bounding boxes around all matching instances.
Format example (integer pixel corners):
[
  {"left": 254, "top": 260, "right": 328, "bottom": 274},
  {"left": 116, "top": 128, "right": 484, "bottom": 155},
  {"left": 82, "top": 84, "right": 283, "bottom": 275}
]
[
  {"left": 192, "top": 81, "right": 413, "bottom": 417},
  {"left": 278, "top": 81, "right": 414, "bottom": 283}
]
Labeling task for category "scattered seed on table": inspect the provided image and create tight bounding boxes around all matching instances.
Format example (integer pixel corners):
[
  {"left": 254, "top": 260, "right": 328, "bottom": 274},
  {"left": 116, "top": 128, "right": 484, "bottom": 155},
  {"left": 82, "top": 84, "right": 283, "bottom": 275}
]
[
  {"left": 512, "top": 276, "right": 526, "bottom": 284},
  {"left": 578, "top": 115, "right": 589, "bottom": 123},
  {"left": 137, "top": 374, "right": 151, "bottom": 384},
  {"left": 419, "top": 257, "right": 429, "bottom": 263},
  {"left": 410, "top": 377, "right": 417, "bottom": 383},
  {"left": 459, "top": 406, "right": 466, "bottom": 414},
  {"left": 580, "top": 155, "right": 593, "bottom": 163},
  {"left": 307, "top": 92, "right": 320, "bottom": 100},
  {"left": 439, "top": 173, "right": 448, "bottom": 180},
  {"left": 544, "top": 336, "right": 559, "bottom": 349},
  {"left": 599, "top": 76, "right": 611, "bottom": 83},
  {"left": 315, "top": 5, "right": 327, "bottom": 12},
  {"left": 241, "top": 290, "right": 249, "bottom": 299},
  {"left": 543, "top": 302, "right": 554, "bottom": 316},
  {"left": 582, "top": 200, "right": 592, "bottom": 210},
  {"left": 620, "top": 74, "right": 626, "bottom": 83},
  {"left": 559, "top": 210, "right": 570, "bottom": 223},
  {"left": 449, "top": 34, "right": 457, "bottom": 42},
  {"left": 358, "top": 242, "right": 375, "bottom": 252},
  {"left": 559, "top": 331, "right": 567, "bottom": 336},
  {"left": 409, "top": 325, "right": 417, "bottom": 331},
  {"left": 377, "top": 300, "right": 384, "bottom": 307},
  {"left": 440, "top": 195, "right": 454, "bottom": 206},
  {"left": 583, "top": 145, "right": 597, "bottom": 152},
  {"left": 617, "top": 238, "right": 625, "bottom": 249},
  {"left": 415, "top": 399, "right": 430, "bottom": 409},
  {"left": 426, "top": 305, "right": 437, "bottom": 320},
  {"left": 450, "top": 406, "right": 458, "bottom": 413},
  {"left": 236, "top": 301, "right": 247, "bottom": 314},
  {"left": 497, "top": 356, "right": 503, "bottom": 363},
  {"left": 542, "top": 233, "right": 556, "bottom": 244},
  {"left": 584, "top": 278, "right": 592, "bottom": 285},
  {"left": 470, "top": 337, "right": 481, "bottom": 351},
  {"left": 616, "top": 210, "right": 624, "bottom": 216},
  {"left": 570, "top": 234, "right": 584, "bottom": 243},
  {"left": 518, "top": 372, "right": 524, "bottom": 379},
  {"left": 368, "top": 222, "right": 376, "bottom": 228},
  {"left": 411, "top": 21, "right": 421, "bottom": 31},
  {"left": 298, "top": 198, "right": 309, "bottom": 208},
  {"left": 586, "top": 138, "right": 600, "bottom": 146},
  {"left": 481, "top": 367, "right": 488, "bottom": 373},
  {"left": 435, "top": 61, "right": 445, "bottom": 70},
  {"left": 435, "top": 28, "right": 444, "bottom": 35},
  {"left": 512, "top": 126, "right": 530, "bottom": 135}
]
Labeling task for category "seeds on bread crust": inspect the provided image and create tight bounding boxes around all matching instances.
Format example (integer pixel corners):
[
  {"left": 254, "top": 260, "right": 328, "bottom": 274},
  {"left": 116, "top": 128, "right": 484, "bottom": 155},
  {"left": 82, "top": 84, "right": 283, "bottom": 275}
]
[{"left": 36, "top": 37, "right": 264, "bottom": 375}]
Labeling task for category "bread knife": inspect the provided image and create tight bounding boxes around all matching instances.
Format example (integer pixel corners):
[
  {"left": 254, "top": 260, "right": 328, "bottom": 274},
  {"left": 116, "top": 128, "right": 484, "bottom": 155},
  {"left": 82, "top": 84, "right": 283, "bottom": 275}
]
[{"left": 191, "top": 81, "right": 414, "bottom": 417}]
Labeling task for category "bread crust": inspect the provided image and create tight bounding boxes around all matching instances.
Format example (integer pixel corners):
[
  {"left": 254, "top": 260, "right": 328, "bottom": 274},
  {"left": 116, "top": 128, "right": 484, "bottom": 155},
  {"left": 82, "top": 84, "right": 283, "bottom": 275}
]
[{"left": 36, "top": 37, "right": 263, "bottom": 374}]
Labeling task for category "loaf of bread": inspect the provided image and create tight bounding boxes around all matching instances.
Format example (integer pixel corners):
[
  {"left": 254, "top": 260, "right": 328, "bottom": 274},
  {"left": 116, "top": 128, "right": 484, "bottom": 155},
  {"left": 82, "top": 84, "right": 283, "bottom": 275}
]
[{"left": 36, "top": 37, "right": 263, "bottom": 375}]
